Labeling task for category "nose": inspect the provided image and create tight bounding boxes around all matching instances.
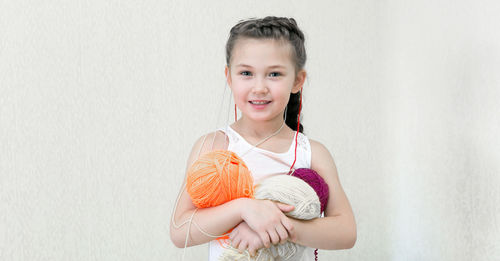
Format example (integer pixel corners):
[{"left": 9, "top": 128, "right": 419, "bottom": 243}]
[{"left": 252, "top": 76, "right": 268, "bottom": 94}]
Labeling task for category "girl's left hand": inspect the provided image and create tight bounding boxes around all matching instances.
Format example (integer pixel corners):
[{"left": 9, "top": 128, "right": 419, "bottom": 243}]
[{"left": 229, "top": 221, "right": 264, "bottom": 257}]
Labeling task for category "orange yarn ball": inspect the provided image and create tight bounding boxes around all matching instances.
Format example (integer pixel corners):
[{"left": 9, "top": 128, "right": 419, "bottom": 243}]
[{"left": 186, "top": 150, "right": 254, "bottom": 208}]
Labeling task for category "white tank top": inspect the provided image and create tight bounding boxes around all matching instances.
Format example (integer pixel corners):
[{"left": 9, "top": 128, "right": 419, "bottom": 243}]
[{"left": 208, "top": 125, "right": 316, "bottom": 261}]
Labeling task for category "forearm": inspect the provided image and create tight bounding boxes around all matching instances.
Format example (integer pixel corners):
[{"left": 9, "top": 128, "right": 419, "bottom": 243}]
[
  {"left": 170, "top": 198, "right": 247, "bottom": 248},
  {"left": 290, "top": 214, "right": 357, "bottom": 250}
]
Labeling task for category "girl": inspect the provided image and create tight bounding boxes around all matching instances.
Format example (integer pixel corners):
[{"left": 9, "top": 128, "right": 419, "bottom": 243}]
[{"left": 170, "top": 16, "right": 356, "bottom": 260}]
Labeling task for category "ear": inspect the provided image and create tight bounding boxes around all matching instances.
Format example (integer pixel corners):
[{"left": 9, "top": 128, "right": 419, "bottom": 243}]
[
  {"left": 225, "top": 66, "right": 232, "bottom": 87},
  {"left": 292, "top": 69, "right": 306, "bottom": 94}
]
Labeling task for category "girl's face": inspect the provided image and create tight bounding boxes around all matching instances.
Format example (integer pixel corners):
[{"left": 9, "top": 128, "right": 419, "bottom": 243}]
[{"left": 226, "top": 38, "right": 304, "bottom": 123}]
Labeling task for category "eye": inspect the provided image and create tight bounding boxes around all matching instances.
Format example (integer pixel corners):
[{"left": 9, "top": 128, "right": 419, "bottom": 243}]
[
  {"left": 269, "top": 72, "right": 281, "bottom": 77},
  {"left": 240, "top": 71, "right": 252, "bottom": 76}
]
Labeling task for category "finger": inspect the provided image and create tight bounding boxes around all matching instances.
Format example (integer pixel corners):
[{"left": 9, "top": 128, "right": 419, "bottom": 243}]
[
  {"left": 281, "top": 218, "right": 296, "bottom": 241},
  {"left": 231, "top": 236, "right": 241, "bottom": 249},
  {"left": 275, "top": 224, "right": 288, "bottom": 244},
  {"left": 238, "top": 241, "right": 248, "bottom": 253},
  {"left": 229, "top": 229, "right": 238, "bottom": 240},
  {"left": 268, "top": 229, "right": 280, "bottom": 245},
  {"left": 276, "top": 202, "right": 295, "bottom": 212},
  {"left": 248, "top": 247, "right": 256, "bottom": 257},
  {"left": 258, "top": 232, "right": 271, "bottom": 248}
]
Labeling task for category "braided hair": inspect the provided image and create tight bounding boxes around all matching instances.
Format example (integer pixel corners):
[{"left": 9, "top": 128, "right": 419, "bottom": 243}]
[{"left": 225, "top": 16, "right": 306, "bottom": 133}]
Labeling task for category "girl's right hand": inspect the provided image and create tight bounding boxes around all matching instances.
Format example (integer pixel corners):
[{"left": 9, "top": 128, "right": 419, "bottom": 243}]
[
  {"left": 240, "top": 199, "right": 296, "bottom": 248},
  {"left": 229, "top": 221, "right": 263, "bottom": 256}
]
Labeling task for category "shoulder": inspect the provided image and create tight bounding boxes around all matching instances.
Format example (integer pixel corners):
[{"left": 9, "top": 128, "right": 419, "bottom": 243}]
[
  {"left": 185, "top": 130, "right": 229, "bottom": 168},
  {"left": 195, "top": 130, "right": 229, "bottom": 151},
  {"left": 309, "top": 139, "right": 334, "bottom": 162},
  {"left": 308, "top": 139, "right": 339, "bottom": 180}
]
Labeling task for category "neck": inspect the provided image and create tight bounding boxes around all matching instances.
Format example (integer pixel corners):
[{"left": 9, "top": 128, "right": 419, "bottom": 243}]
[{"left": 232, "top": 114, "right": 285, "bottom": 140}]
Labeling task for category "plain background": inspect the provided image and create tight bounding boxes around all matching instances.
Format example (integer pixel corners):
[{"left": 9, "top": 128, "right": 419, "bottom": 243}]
[{"left": 1, "top": 0, "right": 499, "bottom": 260}]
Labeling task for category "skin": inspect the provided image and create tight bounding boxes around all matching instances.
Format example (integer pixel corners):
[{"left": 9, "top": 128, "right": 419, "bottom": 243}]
[{"left": 170, "top": 38, "right": 356, "bottom": 255}]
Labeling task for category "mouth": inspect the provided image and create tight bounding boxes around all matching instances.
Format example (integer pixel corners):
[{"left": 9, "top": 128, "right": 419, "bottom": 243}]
[{"left": 249, "top": 100, "right": 271, "bottom": 105}]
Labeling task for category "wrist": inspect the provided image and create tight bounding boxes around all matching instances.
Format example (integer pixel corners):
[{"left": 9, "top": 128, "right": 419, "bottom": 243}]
[
  {"left": 288, "top": 218, "right": 302, "bottom": 243},
  {"left": 235, "top": 197, "right": 252, "bottom": 220}
]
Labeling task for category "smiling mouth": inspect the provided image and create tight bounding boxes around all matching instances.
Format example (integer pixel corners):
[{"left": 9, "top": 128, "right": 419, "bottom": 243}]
[{"left": 249, "top": 100, "right": 271, "bottom": 105}]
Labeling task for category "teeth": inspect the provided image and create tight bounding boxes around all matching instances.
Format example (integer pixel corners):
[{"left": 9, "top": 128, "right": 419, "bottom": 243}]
[{"left": 251, "top": 101, "right": 269, "bottom": 105}]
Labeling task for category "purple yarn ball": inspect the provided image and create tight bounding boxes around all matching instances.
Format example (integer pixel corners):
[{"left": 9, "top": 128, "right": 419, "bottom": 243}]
[{"left": 292, "top": 168, "right": 329, "bottom": 213}]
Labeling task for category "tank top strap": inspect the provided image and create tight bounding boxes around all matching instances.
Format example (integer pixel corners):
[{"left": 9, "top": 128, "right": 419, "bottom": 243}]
[
  {"left": 295, "top": 131, "right": 312, "bottom": 169},
  {"left": 217, "top": 126, "right": 239, "bottom": 145}
]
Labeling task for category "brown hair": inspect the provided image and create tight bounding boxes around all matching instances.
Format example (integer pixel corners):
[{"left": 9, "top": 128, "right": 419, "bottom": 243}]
[{"left": 225, "top": 16, "right": 306, "bottom": 132}]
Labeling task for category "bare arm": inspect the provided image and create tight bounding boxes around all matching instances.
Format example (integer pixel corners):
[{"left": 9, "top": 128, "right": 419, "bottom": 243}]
[
  {"left": 170, "top": 189, "right": 250, "bottom": 247},
  {"left": 170, "top": 132, "right": 244, "bottom": 247},
  {"left": 289, "top": 139, "right": 357, "bottom": 250},
  {"left": 169, "top": 132, "right": 295, "bottom": 248}
]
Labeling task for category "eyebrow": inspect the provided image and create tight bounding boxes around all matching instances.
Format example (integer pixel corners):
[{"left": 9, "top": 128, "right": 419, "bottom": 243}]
[{"left": 235, "top": 64, "right": 286, "bottom": 69}]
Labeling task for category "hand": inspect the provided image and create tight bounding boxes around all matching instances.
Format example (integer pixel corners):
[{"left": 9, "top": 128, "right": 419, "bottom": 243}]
[
  {"left": 240, "top": 199, "right": 296, "bottom": 248},
  {"left": 229, "top": 222, "right": 263, "bottom": 257}
]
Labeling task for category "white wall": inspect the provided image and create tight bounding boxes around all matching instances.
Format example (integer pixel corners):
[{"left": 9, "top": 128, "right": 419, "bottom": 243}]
[{"left": 1, "top": 0, "right": 499, "bottom": 260}]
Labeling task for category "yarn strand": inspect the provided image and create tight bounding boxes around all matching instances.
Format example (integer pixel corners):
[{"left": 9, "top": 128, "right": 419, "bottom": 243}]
[{"left": 238, "top": 106, "right": 287, "bottom": 158}]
